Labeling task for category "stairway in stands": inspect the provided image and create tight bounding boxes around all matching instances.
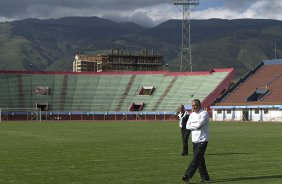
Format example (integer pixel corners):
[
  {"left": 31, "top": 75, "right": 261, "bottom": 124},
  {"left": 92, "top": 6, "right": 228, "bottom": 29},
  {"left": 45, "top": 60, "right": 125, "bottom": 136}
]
[
  {"left": 17, "top": 74, "right": 25, "bottom": 108},
  {"left": 59, "top": 75, "right": 68, "bottom": 111},
  {"left": 115, "top": 75, "right": 136, "bottom": 111},
  {"left": 152, "top": 76, "right": 178, "bottom": 111}
]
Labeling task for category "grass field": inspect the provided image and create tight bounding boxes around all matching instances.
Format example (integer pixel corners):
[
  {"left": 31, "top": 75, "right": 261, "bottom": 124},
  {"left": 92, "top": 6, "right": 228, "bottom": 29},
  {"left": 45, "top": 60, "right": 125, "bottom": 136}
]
[{"left": 0, "top": 121, "right": 282, "bottom": 184}]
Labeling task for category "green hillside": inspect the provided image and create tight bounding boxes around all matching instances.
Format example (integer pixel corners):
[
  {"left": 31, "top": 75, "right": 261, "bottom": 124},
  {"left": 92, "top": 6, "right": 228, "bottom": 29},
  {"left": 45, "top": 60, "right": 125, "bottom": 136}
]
[{"left": 1, "top": 17, "right": 282, "bottom": 79}]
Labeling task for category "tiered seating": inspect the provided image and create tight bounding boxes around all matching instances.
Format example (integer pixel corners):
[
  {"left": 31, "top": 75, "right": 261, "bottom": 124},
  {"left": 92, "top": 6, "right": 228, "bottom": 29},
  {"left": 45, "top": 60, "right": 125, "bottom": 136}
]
[
  {"left": 121, "top": 74, "right": 169, "bottom": 111},
  {"left": 145, "top": 75, "right": 173, "bottom": 110},
  {"left": 156, "top": 72, "right": 229, "bottom": 111},
  {"left": 6, "top": 73, "right": 20, "bottom": 108},
  {"left": 115, "top": 74, "right": 145, "bottom": 111},
  {"left": 29, "top": 74, "right": 55, "bottom": 109},
  {"left": 51, "top": 75, "right": 65, "bottom": 110},
  {"left": 0, "top": 70, "right": 232, "bottom": 112},
  {"left": 111, "top": 75, "right": 133, "bottom": 111},
  {"left": 63, "top": 75, "right": 77, "bottom": 111},
  {"left": 221, "top": 64, "right": 282, "bottom": 104},
  {"left": 90, "top": 75, "right": 131, "bottom": 111},
  {"left": 156, "top": 75, "right": 193, "bottom": 111},
  {"left": 21, "top": 74, "right": 33, "bottom": 108},
  {"left": 257, "top": 73, "right": 282, "bottom": 102},
  {"left": 0, "top": 73, "right": 11, "bottom": 108}
]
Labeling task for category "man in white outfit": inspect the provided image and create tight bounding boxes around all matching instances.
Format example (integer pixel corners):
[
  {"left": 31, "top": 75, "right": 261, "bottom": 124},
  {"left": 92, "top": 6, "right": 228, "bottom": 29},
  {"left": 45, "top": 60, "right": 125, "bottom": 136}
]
[{"left": 182, "top": 99, "right": 210, "bottom": 183}]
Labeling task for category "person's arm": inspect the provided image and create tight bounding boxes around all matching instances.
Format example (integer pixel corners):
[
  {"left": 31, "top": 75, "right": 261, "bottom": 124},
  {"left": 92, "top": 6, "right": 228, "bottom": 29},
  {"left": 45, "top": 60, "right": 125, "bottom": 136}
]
[
  {"left": 183, "top": 112, "right": 189, "bottom": 122},
  {"left": 186, "top": 123, "right": 192, "bottom": 130},
  {"left": 178, "top": 112, "right": 182, "bottom": 119},
  {"left": 187, "top": 111, "right": 208, "bottom": 130},
  {"left": 186, "top": 114, "right": 192, "bottom": 130}
]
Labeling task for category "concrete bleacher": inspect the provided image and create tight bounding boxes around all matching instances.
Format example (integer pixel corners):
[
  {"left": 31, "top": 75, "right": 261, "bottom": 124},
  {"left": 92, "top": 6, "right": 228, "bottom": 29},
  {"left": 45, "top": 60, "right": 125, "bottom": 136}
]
[
  {"left": 91, "top": 75, "right": 131, "bottom": 111},
  {"left": 51, "top": 74, "right": 65, "bottom": 110},
  {"left": 156, "top": 72, "right": 230, "bottom": 111},
  {"left": 0, "top": 69, "right": 234, "bottom": 112},
  {"left": 211, "top": 59, "right": 282, "bottom": 122},
  {"left": 3, "top": 74, "right": 16, "bottom": 108},
  {"left": 219, "top": 62, "right": 282, "bottom": 105},
  {"left": 0, "top": 73, "right": 12, "bottom": 108},
  {"left": 121, "top": 74, "right": 170, "bottom": 111}
]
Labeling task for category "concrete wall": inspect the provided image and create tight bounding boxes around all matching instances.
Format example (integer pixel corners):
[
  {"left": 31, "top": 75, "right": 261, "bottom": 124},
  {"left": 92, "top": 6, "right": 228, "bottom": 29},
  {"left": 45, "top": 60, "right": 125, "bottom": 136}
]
[{"left": 212, "top": 108, "right": 282, "bottom": 122}]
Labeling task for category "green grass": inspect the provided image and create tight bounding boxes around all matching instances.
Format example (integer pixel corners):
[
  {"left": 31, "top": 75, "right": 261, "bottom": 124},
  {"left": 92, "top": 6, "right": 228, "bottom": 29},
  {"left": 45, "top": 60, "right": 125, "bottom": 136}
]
[{"left": 0, "top": 121, "right": 282, "bottom": 184}]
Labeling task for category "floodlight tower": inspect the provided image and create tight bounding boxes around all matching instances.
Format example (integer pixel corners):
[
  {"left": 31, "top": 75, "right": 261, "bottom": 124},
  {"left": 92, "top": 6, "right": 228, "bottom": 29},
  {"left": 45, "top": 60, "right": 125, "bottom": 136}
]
[{"left": 173, "top": 0, "right": 199, "bottom": 72}]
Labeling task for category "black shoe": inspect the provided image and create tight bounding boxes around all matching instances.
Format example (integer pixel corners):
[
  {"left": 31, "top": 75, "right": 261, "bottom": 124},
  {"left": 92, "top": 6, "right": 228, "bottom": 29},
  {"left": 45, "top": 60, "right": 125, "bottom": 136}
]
[
  {"left": 181, "top": 153, "right": 188, "bottom": 156},
  {"left": 182, "top": 175, "right": 189, "bottom": 183}
]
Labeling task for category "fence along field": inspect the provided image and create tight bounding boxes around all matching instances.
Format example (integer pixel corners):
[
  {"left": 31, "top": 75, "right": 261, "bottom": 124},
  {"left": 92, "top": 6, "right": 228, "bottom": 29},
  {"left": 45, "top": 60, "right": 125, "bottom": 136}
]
[{"left": 0, "top": 121, "right": 281, "bottom": 184}]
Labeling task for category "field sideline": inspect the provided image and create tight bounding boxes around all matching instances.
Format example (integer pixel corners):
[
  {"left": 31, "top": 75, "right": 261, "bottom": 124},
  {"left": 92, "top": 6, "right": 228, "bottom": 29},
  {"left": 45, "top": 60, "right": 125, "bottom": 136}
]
[{"left": 0, "top": 121, "right": 281, "bottom": 184}]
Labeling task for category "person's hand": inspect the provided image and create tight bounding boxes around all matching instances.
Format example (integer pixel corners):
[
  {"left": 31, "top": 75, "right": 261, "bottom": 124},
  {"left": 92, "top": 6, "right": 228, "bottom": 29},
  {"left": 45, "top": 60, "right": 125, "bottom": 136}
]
[{"left": 178, "top": 113, "right": 182, "bottom": 119}]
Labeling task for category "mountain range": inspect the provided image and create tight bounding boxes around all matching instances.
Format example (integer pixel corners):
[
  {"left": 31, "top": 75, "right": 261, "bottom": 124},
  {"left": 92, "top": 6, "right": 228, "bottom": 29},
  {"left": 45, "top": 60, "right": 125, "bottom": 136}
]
[{"left": 0, "top": 16, "right": 282, "bottom": 80}]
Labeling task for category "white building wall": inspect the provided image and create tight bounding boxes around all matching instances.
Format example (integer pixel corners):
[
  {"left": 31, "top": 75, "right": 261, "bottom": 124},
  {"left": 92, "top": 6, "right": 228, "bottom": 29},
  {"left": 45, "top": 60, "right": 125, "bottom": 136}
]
[
  {"left": 251, "top": 109, "right": 261, "bottom": 121},
  {"left": 224, "top": 109, "right": 233, "bottom": 121},
  {"left": 212, "top": 108, "right": 282, "bottom": 122},
  {"left": 234, "top": 110, "right": 242, "bottom": 121},
  {"left": 267, "top": 110, "right": 282, "bottom": 122},
  {"left": 212, "top": 109, "right": 237, "bottom": 121},
  {"left": 212, "top": 110, "right": 224, "bottom": 121}
]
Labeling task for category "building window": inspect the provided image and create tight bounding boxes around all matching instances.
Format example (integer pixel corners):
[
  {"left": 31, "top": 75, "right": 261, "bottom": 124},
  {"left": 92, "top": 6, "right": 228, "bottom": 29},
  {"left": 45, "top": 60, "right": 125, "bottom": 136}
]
[
  {"left": 254, "top": 109, "right": 260, "bottom": 114},
  {"left": 226, "top": 109, "right": 232, "bottom": 114},
  {"left": 264, "top": 109, "right": 269, "bottom": 114},
  {"left": 217, "top": 110, "right": 222, "bottom": 114}
]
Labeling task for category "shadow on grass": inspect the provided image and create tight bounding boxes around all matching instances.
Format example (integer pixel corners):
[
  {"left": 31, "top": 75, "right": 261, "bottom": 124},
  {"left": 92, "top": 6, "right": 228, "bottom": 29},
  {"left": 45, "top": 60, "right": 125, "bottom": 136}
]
[
  {"left": 206, "top": 152, "right": 252, "bottom": 156},
  {"left": 204, "top": 174, "right": 282, "bottom": 183}
]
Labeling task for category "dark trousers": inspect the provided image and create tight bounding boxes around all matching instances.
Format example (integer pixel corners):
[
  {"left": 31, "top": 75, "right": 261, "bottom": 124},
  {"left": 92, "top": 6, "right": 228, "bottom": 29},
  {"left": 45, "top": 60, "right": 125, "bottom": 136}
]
[
  {"left": 181, "top": 129, "right": 191, "bottom": 154},
  {"left": 184, "top": 141, "right": 210, "bottom": 180}
]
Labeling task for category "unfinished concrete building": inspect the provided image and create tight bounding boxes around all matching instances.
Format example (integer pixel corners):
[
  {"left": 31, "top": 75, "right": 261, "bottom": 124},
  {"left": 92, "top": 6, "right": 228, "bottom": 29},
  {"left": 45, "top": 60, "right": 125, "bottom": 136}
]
[{"left": 73, "top": 49, "right": 164, "bottom": 72}]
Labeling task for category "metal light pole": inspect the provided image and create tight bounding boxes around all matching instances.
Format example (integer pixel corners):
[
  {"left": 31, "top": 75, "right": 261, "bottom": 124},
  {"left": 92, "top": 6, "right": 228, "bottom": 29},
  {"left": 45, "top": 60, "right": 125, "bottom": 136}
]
[{"left": 173, "top": 0, "right": 199, "bottom": 72}]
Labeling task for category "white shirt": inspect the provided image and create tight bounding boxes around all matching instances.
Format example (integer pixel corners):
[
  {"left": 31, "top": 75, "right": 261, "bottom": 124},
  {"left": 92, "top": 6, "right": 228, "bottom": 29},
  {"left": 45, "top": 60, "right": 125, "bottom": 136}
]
[
  {"left": 178, "top": 111, "right": 188, "bottom": 128},
  {"left": 186, "top": 109, "right": 209, "bottom": 143}
]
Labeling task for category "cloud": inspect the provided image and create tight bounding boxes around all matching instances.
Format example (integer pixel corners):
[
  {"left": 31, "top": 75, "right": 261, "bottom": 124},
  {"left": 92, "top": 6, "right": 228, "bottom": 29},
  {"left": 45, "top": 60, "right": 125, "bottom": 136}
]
[
  {"left": 102, "top": 12, "right": 156, "bottom": 27},
  {"left": 0, "top": 0, "right": 168, "bottom": 18},
  {"left": 102, "top": 4, "right": 179, "bottom": 27},
  {"left": 0, "top": 0, "right": 173, "bottom": 26},
  {"left": 192, "top": 0, "right": 282, "bottom": 20},
  {"left": 223, "top": 0, "right": 255, "bottom": 11},
  {"left": 1, "top": 0, "right": 282, "bottom": 27},
  {"left": 0, "top": 17, "right": 13, "bottom": 22}
]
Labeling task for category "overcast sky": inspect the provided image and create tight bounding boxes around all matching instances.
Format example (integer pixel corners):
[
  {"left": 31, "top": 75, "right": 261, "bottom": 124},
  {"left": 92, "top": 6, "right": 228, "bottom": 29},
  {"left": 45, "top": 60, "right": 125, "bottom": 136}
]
[{"left": 1, "top": 0, "right": 282, "bottom": 27}]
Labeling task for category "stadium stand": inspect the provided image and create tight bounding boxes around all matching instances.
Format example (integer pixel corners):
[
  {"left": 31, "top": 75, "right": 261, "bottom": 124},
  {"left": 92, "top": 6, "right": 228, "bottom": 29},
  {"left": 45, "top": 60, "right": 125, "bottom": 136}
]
[
  {"left": 216, "top": 60, "right": 282, "bottom": 106},
  {"left": 212, "top": 59, "right": 282, "bottom": 122},
  {"left": 0, "top": 69, "right": 234, "bottom": 120}
]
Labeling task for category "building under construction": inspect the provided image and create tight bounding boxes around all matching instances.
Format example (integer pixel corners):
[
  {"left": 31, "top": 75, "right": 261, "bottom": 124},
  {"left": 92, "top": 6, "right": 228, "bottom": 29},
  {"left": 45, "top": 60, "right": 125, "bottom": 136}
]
[{"left": 73, "top": 49, "right": 164, "bottom": 72}]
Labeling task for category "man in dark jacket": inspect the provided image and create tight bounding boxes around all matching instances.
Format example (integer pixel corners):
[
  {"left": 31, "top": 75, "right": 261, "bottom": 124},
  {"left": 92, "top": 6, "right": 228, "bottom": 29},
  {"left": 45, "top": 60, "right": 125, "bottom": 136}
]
[{"left": 177, "top": 104, "right": 191, "bottom": 156}]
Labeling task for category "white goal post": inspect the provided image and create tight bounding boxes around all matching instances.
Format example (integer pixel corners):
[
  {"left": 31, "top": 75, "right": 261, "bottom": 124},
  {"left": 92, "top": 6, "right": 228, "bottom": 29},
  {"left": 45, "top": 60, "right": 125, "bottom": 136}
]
[{"left": 0, "top": 108, "right": 41, "bottom": 122}]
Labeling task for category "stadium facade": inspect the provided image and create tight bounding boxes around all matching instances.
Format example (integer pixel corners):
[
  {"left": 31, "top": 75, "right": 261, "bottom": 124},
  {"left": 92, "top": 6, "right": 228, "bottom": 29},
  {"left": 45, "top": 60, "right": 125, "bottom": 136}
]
[
  {"left": 0, "top": 69, "right": 234, "bottom": 121},
  {"left": 212, "top": 59, "right": 282, "bottom": 122}
]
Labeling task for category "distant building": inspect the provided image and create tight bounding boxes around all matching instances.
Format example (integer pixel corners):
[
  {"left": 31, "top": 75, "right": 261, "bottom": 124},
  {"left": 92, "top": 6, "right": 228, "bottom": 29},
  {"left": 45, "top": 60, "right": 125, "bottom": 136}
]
[
  {"left": 73, "top": 55, "right": 105, "bottom": 72},
  {"left": 73, "top": 49, "right": 164, "bottom": 72},
  {"left": 211, "top": 59, "right": 282, "bottom": 122}
]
